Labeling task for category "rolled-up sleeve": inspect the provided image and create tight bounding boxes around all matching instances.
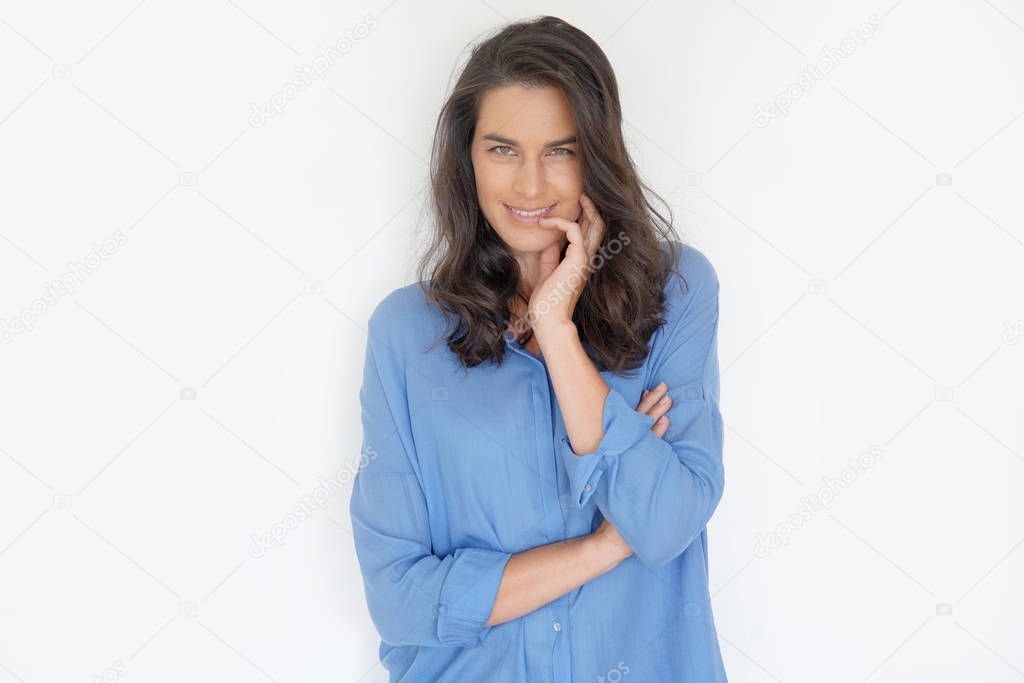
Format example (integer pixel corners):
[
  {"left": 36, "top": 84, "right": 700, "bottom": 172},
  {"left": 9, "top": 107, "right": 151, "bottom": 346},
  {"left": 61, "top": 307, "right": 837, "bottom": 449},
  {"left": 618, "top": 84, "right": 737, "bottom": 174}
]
[
  {"left": 350, "top": 300, "right": 512, "bottom": 647},
  {"left": 558, "top": 249, "right": 725, "bottom": 567}
]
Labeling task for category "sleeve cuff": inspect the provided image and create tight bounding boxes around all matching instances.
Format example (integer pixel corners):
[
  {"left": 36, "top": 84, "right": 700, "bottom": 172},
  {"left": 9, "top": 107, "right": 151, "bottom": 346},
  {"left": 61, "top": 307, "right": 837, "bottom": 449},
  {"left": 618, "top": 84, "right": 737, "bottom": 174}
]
[
  {"left": 436, "top": 547, "right": 512, "bottom": 647},
  {"left": 559, "top": 387, "right": 656, "bottom": 508}
]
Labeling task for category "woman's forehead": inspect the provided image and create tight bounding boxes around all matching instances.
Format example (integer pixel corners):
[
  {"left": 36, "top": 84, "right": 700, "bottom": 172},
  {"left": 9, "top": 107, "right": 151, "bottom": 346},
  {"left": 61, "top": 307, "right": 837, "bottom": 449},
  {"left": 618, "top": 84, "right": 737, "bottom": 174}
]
[{"left": 475, "top": 85, "right": 576, "bottom": 142}]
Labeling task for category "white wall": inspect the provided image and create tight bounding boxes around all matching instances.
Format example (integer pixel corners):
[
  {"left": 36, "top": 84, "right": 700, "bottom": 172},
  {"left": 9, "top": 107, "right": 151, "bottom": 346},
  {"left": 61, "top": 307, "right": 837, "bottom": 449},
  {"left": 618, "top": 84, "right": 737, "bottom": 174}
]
[{"left": 0, "top": 1, "right": 1021, "bottom": 681}]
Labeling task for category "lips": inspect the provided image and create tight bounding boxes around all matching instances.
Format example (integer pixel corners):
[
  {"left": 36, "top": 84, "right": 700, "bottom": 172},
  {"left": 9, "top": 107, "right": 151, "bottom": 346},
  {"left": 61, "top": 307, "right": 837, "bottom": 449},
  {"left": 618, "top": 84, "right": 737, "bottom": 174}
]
[{"left": 504, "top": 202, "right": 556, "bottom": 221}]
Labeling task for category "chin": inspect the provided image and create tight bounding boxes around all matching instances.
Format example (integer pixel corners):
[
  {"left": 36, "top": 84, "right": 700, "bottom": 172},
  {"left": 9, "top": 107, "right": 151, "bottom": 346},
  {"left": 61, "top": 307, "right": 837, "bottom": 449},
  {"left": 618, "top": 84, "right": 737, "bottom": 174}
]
[{"left": 495, "top": 228, "right": 562, "bottom": 255}]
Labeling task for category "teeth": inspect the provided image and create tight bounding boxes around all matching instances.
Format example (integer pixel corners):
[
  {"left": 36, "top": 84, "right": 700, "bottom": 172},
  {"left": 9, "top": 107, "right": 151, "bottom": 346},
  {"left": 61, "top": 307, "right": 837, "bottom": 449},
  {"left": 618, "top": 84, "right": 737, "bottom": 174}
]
[{"left": 508, "top": 204, "right": 552, "bottom": 217}]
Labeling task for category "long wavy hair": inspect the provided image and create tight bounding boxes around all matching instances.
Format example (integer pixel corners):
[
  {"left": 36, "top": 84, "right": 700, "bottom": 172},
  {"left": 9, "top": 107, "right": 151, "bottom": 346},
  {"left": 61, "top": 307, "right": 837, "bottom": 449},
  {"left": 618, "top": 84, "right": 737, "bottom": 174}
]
[{"left": 416, "top": 15, "right": 686, "bottom": 374}]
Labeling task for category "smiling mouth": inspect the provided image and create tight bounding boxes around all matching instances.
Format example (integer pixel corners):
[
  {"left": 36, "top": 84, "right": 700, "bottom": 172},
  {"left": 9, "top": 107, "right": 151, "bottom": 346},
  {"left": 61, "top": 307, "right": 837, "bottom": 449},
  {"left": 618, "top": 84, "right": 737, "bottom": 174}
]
[{"left": 504, "top": 202, "right": 556, "bottom": 219}]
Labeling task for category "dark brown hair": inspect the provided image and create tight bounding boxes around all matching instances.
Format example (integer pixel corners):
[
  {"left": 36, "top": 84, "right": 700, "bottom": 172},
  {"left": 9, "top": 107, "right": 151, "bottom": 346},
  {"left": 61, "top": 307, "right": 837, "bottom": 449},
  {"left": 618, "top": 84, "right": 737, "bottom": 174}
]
[{"left": 416, "top": 15, "right": 686, "bottom": 373}]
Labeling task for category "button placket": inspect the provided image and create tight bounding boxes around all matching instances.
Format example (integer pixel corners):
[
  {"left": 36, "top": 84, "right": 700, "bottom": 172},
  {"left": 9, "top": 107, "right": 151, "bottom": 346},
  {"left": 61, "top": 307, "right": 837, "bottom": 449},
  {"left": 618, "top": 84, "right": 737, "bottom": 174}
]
[
  {"left": 508, "top": 332, "right": 574, "bottom": 683},
  {"left": 509, "top": 332, "right": 566, "bottom": 545}
]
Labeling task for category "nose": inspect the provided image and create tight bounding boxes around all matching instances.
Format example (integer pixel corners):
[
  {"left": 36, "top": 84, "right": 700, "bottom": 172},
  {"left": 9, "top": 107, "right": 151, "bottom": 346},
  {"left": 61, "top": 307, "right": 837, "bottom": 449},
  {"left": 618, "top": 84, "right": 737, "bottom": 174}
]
[{"left": 512, "top": 155, "right": 547, "bottom": 199}]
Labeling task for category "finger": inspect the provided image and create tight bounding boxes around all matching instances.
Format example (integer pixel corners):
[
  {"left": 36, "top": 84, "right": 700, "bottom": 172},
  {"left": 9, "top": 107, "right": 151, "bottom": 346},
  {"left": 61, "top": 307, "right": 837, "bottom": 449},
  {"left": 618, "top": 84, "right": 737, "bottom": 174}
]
[
  {"left": 635, "top": 381, "right": 668, "bottom": 412},
  {"left": 645, "top": 394, "right": 672, "bottom": 421},
  {"left": 574, "top": 199, "right": 589, "bottom": 234},
  {"left": 579, "top": 192, "right": 602, "bottom": 227},
  {"left": 537, "top": 216, "right": 584, "bottom": 251},
  {"left": 579, "top": 193, "right": 606, "bottom": 251},
  {"left": 634, "top": 385, "right": 667, "bottom": 411},
  {"left": 581, "top": 193, "right": 602, "bottom": 252},
  {"left": 588, "top": 217, "right": 606, "bottom": 256},
  {"left": 652, "top": 415, "right": 669, "bottom": 438}
]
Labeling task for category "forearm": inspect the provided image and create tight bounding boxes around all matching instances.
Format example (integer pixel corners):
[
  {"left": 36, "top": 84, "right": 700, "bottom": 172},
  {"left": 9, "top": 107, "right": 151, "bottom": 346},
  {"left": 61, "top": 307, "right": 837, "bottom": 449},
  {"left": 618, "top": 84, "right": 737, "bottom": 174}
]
[
  {"left": 535, "top": 321, "right": 608, "bottom": 456},
  {"left": 483, "top": 531, "right": 627, "bottom": 627}
]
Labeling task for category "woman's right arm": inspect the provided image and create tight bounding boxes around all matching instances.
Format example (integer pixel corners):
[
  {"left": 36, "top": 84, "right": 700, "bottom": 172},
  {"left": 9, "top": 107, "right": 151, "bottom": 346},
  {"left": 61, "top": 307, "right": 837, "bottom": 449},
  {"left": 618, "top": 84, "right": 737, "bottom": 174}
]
[
  {"left": 483, "top": 518, "right": 632, "bottom": 627},
  {"left": 352, "top": 320, "right": 512, "bottom": 649}
]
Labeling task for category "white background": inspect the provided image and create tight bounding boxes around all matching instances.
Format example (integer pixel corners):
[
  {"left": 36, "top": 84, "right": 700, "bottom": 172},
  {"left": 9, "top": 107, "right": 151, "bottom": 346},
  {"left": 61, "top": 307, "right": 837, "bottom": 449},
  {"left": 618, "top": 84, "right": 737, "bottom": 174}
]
[{"left": 0, "top": 1, "right": 1022, "bottom": 681}]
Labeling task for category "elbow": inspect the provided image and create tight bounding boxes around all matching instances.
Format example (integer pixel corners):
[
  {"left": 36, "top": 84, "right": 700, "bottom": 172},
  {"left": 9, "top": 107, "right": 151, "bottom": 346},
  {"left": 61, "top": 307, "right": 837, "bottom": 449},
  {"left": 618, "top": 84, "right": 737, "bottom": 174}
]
[
  {"left": 635, "top": 473, "right": 725, "bottom": 567},
  {"left": 374, "top": 620, "right": 408, "bottom": 648},
  {"left": 636, "top": 547, "right": 677, "bottom": 568},
  {"left": 365, "top": 590, "right": 418, "bottom": 646},
  {"left": 360, "top": 548, "right": 507, "bottom": 649},
  {"left": 634, "top": 532, "right": 695, "bottom": 567},
  {"left": 362, "top": 568, "right": 439, "bottom": 647},
  {"left": 366, "top": 574, "right": 491, "bottom": 649},
  {"left": 631, "top": 539, "right": 673, "bottom": 568},
  {"left": 368, "top": 594, "right": 475, "bottom": 648}
]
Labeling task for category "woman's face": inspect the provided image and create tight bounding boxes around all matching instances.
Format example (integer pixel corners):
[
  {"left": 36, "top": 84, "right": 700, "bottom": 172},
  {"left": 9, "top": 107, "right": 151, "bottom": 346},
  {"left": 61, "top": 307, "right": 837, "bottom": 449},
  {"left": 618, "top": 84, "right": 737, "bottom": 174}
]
[{"left": 470, "top": 84, "right": 583, "bottom": 257}]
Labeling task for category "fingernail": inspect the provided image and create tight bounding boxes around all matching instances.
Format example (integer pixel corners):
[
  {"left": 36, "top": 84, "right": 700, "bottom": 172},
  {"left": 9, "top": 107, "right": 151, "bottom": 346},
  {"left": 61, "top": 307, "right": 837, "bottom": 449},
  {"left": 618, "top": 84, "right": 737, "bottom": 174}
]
[{"left": 659, "top": 395, "right": 670, "bottom": 404}]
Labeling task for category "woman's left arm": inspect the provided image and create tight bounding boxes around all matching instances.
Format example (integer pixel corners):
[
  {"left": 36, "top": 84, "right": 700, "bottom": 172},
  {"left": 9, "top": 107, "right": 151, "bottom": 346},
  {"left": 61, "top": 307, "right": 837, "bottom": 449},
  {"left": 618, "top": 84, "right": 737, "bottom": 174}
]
[{"left": 537, "top": 250, "right": 724, "bottom": 568}]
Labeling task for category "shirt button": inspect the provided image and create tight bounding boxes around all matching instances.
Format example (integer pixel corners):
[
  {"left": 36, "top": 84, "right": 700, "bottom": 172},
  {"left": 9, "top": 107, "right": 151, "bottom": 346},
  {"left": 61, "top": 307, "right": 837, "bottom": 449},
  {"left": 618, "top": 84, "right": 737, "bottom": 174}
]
[
  {"left": 553, "top": 621, "right": 562, "bottom": 632},
  {"left": 583, "top": 483, "right": 592, "bottom": 492}
]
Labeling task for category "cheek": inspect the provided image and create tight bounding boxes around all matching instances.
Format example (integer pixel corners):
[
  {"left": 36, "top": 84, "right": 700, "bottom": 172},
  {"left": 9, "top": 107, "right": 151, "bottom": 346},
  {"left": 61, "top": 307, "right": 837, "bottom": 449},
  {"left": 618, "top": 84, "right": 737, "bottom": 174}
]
[
  {"left": 471, "top": 158, "right": 499, "bottom": 195},
  {"left": 475, "top": 169, "right": 497, "bottom": 196},
  {"left": 551, "top": 166, "right": 583, "bottom": 193}
]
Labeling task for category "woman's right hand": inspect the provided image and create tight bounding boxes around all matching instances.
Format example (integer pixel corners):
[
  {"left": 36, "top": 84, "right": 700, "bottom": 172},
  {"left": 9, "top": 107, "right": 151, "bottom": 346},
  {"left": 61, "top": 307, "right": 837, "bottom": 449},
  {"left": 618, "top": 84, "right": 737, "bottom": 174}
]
[
  {"left": 594, "top": 517, "right": 634, "bottom": 562},
  {"left": 636, "top": 381, "right": 672, "bottom": 438}
]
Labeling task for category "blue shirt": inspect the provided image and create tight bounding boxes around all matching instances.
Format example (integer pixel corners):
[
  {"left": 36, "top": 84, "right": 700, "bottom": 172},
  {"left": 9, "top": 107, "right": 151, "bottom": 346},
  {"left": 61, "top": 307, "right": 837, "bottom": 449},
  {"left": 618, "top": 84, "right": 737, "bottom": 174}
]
[{"left": 350, "top": 240, "right": 728, "bottom": 682}]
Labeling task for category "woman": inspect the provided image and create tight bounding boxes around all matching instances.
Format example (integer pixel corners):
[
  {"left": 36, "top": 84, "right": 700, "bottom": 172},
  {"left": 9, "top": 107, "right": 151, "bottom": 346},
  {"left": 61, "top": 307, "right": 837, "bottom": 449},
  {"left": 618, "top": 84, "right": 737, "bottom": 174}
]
[{"left": 350, "top": 15, "right": 727, "bottom": 682}]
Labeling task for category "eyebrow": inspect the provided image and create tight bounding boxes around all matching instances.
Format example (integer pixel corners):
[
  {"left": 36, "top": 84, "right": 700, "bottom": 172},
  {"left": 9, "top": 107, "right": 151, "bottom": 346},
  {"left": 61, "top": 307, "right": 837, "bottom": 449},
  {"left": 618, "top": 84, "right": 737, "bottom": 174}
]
[{"left": 481, "top": 133, "right": 578, "bottom": 147}]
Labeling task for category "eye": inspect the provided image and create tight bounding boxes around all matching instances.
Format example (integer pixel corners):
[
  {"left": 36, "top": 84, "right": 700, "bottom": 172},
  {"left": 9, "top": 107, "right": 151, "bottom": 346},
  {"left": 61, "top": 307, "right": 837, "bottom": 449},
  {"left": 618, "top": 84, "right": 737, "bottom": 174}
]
[{"left": 487, "top": 145, "right": 575, "bottom": 157}]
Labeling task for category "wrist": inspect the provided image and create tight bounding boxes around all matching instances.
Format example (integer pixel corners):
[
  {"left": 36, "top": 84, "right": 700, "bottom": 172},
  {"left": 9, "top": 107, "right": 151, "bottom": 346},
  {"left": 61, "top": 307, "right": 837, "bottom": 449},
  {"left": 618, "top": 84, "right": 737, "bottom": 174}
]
[
  {"left": 586, "top": 526, "right": 631, "bottom": 570},
  {"left": 534, "top": 318, "right": 577, "bottom": 346}
]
